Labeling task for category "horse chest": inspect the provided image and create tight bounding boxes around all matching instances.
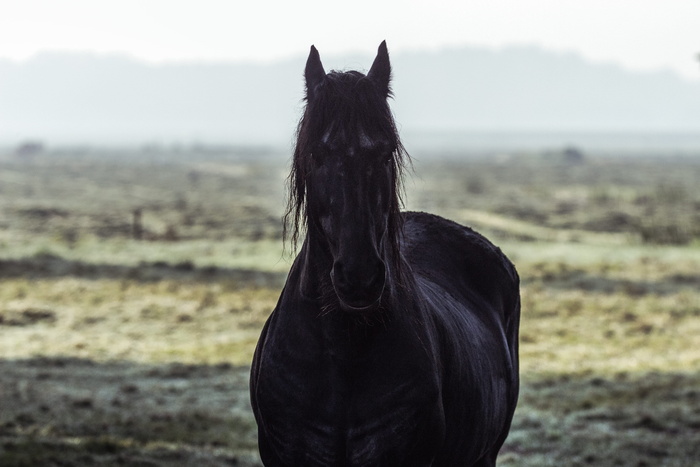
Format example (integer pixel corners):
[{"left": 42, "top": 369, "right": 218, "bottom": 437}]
[{"left": 254, "top": 316, "right": 444, "bottom": 466}]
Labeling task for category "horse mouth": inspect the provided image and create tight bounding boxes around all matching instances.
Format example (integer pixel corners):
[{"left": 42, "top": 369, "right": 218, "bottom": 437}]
[
  {"left": 333, "top": 284, "right": 385, "bottom": 312},
  {"left": 337, "top": 296, "right": 381, "bottom": 312}
]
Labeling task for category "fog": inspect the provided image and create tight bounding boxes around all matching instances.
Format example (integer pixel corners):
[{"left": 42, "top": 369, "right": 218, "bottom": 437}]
[{"left": 1, "top": 46, "right": 699, "bottom": 151}]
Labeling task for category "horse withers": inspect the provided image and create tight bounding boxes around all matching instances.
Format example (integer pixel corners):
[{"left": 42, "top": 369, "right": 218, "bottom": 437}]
[{"left": 250, "top": 41, "right": 520, "bottom": 467}]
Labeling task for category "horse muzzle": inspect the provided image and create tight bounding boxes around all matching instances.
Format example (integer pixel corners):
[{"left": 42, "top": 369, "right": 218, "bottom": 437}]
[{"left": 330, "top": 259, "right": 387, "bottom": 312}]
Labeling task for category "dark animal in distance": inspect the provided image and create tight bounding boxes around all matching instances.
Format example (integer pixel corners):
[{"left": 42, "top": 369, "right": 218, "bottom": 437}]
[{"left": 250, "top": 41, "right": 520, "bottom": 466}]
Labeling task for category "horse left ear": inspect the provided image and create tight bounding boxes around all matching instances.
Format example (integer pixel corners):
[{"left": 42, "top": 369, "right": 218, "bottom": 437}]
[
  {"left": 305, "top": 45, "right": 326, "bottom": 100},
  {"left": 367, "top": 40, "right": 391, "bottom": 97}
]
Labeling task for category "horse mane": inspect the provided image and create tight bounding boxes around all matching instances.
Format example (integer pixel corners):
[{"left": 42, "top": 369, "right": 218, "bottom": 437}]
[{"left": 284, "top": 69, "right": 410, "bottom": 267}]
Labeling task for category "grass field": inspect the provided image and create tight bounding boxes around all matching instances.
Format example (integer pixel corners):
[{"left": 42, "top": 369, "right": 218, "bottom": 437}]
[{"left": 0, "top": 145, "right": 699, "bottom": 465}]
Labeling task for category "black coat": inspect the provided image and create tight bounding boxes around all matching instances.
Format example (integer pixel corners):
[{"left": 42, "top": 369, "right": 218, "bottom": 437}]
[{"left": 251, "top": 212, "right": 520, "bottom": 466}]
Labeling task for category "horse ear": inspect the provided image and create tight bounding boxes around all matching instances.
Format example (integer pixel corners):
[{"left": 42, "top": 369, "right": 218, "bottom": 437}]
[
  {"left": 305, "top": 45, "right": 326, "bottom": 100},
  {"left": 367, "top": 40, "right": 391, "bottom": 97}
]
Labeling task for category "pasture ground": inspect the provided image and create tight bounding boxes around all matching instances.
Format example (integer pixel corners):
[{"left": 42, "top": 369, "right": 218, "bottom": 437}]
[{"left": 0, "top": 146, "right": 698, "bottom": 466}]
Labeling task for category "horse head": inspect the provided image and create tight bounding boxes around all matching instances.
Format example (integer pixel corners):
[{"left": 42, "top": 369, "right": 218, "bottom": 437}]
[{"left": 288, "top": 42, "right": 406, "bottom": 312}]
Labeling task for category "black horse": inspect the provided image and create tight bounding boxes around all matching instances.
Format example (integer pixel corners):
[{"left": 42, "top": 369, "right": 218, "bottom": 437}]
[{"left": 250, "top": 42, "right": 520, "bottom": 467}]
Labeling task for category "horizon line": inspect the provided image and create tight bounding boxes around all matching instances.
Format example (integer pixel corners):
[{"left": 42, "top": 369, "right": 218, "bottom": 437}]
[{"left": 1, "top": 44, "right": 697, "bottom": 83}]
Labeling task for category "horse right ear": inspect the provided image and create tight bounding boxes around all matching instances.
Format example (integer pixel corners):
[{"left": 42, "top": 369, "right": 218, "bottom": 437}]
[
  {"left": 305, "top": 45, "right": 326, "bottom": 100},
  {"left": 367, "top": 40, "right": 391, "bottom": 98}
]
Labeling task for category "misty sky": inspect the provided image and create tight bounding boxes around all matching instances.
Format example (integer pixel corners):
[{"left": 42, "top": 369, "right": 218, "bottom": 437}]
[{"left": 1, "top": 0, "right": 698, "bottom": 81}]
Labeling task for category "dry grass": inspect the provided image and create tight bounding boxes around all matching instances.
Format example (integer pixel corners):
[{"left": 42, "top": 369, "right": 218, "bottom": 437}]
[{"left": 0, "top": 275, "right": 279, "bottom": 365}]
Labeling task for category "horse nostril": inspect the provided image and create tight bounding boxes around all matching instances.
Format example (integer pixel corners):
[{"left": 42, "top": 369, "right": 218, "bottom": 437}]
[
  {"left": 331, "top": 261, "right": 347, "bottom": 288},
  {"left": 370, "top": 261, "right": 386, "bottom": 288}
]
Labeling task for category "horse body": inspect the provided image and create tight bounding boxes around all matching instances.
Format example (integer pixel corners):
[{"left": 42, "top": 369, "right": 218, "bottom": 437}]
[
  {"left": 400, "top": 212, "right": 520, "bottom": 465},
  {"left": 251, "top": 42, "right": 520, "bottom": 466}
]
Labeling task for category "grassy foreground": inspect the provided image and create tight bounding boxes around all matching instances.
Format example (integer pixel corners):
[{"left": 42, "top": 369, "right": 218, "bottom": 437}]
[{"left": 0, "top": 147, "right": 699, "bottom": 465}]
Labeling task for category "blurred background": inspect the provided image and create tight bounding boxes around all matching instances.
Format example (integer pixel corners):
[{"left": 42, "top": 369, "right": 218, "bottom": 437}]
[
  {"left": 0, "top": 1, "right": 699, "bottom": 465},
  {"left": 2, "top": 0, "right": 700, "bottom": 148}
]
